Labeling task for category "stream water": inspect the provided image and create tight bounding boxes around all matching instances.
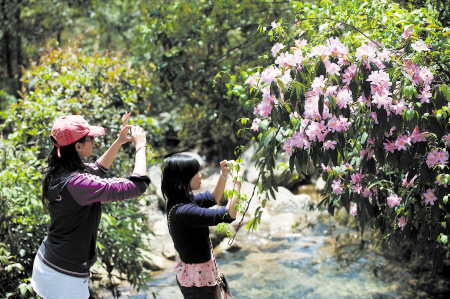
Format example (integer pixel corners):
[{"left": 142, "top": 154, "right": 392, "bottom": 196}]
[{"left": 104, "top": 186, "right": 419, "bottom": 299}]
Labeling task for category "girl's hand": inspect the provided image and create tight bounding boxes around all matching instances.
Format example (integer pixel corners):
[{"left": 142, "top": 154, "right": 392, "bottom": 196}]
[
  {"left": 220, "top": 160, "right": 230, "bottom": 177},
  {"left": 131, "top": 126, "right": 147, "bottom": 148},
  {"left": 117, "top": 112, "right": 133, "bottom": 145}
]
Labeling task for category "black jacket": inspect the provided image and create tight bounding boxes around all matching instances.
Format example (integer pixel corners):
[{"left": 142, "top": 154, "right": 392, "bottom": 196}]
[{"left": 166, "top": 191, "right": 235, "bottom": 264}]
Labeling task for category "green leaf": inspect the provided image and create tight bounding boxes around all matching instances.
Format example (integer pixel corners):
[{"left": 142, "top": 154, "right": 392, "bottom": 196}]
[
  {"left": 315, "top": 60, "right": 327, "bottom": 78},
  {"left": 361, "top": 132, "right": 368, "bottom": 146},
  {"left": 405, "top": 110, "right": 415, "bottom": 122},
  {"left": 264, "top": 130, "right": 273, "bottom": 147},
  {"left": 260, "top": 120, "right": 270, "bottom": 131}
]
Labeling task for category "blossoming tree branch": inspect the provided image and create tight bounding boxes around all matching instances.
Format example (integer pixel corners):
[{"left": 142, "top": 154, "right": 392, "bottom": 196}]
[{"left": 227, "top": 1, "right": 450, "bottom": 271}]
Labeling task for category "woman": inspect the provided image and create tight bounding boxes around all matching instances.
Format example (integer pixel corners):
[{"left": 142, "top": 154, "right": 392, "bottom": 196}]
[
  {"left": 161, "top": 154, "right": 244, "bottom": 299},
  {"left": 31, "top": 113, "right": 150, "bottom": 299}
]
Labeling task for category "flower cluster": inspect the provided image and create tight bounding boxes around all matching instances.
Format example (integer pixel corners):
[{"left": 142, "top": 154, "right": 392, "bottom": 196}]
[
  {"left": 423, "top": 188, "right": 437, "bottom": 205},
  {"left": 387, "top": 193, "right": 402, "bottom": 208},
  {"left": 248, "top": 19, "right": 450, "bottom": 239},
  {"left": 426, "top": 149, "right": 448, "bottom": 168}
]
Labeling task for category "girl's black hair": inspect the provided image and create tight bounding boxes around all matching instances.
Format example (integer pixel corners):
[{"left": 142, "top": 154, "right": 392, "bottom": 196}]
[
  {"left": 161, "top": 154, "right": 200, "bottom": 206},
  {"left": 41, "top": 135, "right": 92, "bottom": 210}
]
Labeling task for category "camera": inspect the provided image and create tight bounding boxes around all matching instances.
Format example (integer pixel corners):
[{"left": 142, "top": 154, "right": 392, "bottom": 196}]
[{"left": 225, "top": 160, "right": 235, "bottom": 167}]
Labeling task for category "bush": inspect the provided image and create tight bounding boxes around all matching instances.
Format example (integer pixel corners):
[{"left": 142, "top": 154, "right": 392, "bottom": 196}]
[{"left": 0, "top": 42, "right": 161, "bottom": 297}]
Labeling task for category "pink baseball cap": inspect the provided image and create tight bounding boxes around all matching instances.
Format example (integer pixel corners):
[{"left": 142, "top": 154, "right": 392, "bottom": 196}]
[{"left": 50, "top": 115, "right": 105, "bottom": 157}]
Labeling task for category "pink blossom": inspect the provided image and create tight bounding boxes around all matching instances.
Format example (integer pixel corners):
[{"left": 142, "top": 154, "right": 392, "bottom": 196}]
[
  {"left": 427, "top": 149, "right": 448, "bottom": 168},
  {"left": 326, "top": 85, "right": 338, "bottom": 97},
  {"left": 271, "top": 21, "right": 280, "bottom": 30},
  {"left": 290, "top": 132, "right": 303, "bottom": 148},
  {"left": 306, "top": 120, "right": 324, "bottom": 138},
  {"left": 338, "top": 116, "right": 350, "bottom": 132},
  {"left": 283, "top": 138, "right": 295, "bottom": 156},
  {"left": 336, "top": 89, "right": 353, "bottom": 109},
  {"left": 352, "top": 184, "right": 363, "bottom": 194},
  {"left": 311, "top": 75, "right": 327, "bottom": 93},
  {"left": 351, "top": 172, "right": 365, "bottom": 184},
  {"left": 350, "top": 203, "right": 357, "bottom": 216},
  {"left": 368, "top": 70, "right": 392, "bottom": 96},
  {"left": 402, "top": 172, "right": 418, "bottom": 187},
  {"left": 418, "top": 68, "right": 434, "bottom": 85},
  {"left": 260, "top": 66, "right": 282, "bottom": 85},
  {"left": 342, "top": 71, "right": 353, "bottom": 85},
  {"left": 363, "top": 189, "right": 372, "bottom": 198},
  {"left": 254, "top": 98, "right": 273, "bottom": 118},
  {"left": 332, "top": 179, "right": 343, "bottom": 195},
  {"left": 418, "top": 86, "right": 432, "bottom": 104},
  {"left": 280, "top": 72, "right": 292, "bottom": 86},
  {"left": 346, "top": 64, "right": 355, "bottom": 73},
  {"left": 390, "top": 98, "right": 407, "bottom": 115},
  {"left": 251, "top": 118, "right": 261, "bottom": 132},
  {"left": 371, "top": 90, "right": 392, "bottom": 110},
  {"left": 424, "top": 188, "right": 437, "bottom": 205},
  {"left": 387, "top": 193, "right": 402, "bottom": 208},
  {"left": 271, "top": 43, "right": 285, "bottom": 57},
  {"left": 355, "top": 44, "right": 376, "bottom": 61},
  {"left": 245, "top": 73, "right": 259, "bottom": 86},
  {"left": 311, "top": 45, "right": 331, "bottom": 58},
  {"left": 295, "top": 39, "right": 308, "bottom": 48},
  {"left": 410, "top": 127, "right": 427, "bottom": 143},
  {"left": 378, "top": 49, "right": 392, "bottom": 62},
  {"left": 318, "top": 130, "right": 330, "bottom": 142},
  {"left": 444, "top": 134, "right": 450, "bottom": 146},
  {"left": 411, "top": 40, "right": 430, "bottom": 52},
  {"left": 263, "top": 92, "right": 279, "bottom": 105},
  {"left": 366, "top": 149, "right": 374, "bottom": 159},
  {"left": 321, "top": 163, "right": 332, "bottom": 172},
  {"left": 367, "top": 70, "right": 390, "bottom": 87},
  {"left": 398, "top": 216, "right": 408, "bottom": 231},
  {"left": 402, "top": 28, "right": 414, "bottom": 40},
  {"left": 426, "top": 150, "right": 439, "bottom": 168},
  {"left": 326, "top": 63, "right": 341, "bottom": 76},
  {"left": 395, "top": 135, "right": 410, "bottom": 151},
  {"left": 327, "top": 37, "right": 349, "bottom": 57},
  {"left": 327, "top": 116, "right": 339, "bottom": 133},
  {"left": 371, "top": 112, "right": 379, "bottom": 124},
  {"left": 438, "top": 150, "right": 449, "bottom": 164},
  {"left": 324, "top": 140, "right": 337, "bottom": 150}
]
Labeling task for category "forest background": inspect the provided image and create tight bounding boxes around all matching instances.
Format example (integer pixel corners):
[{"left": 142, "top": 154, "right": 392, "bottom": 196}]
[{"left": 0, "top": 0, "right": 449, "bottom": 298}]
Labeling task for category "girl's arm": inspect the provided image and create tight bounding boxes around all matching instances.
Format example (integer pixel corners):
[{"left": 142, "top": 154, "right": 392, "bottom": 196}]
[
  {"left": 130, "top": 126, "right": 147, "bottom": 176},
  {"left": 210, "top": 160, "right": 230, "bottom": 204},
  {"left": 97, "top": 112, "right": 133, "bottom": 169}
]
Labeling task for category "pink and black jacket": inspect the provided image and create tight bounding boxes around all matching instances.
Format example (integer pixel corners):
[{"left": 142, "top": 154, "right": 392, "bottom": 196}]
[{"left": 37, "top": 162, "right": 150, "bottom": 278}]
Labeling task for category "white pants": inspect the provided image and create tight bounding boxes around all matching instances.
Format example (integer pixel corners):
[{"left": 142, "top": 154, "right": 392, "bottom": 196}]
[{"left": 31, "top": 254, "right": 90, "bottom": 299}]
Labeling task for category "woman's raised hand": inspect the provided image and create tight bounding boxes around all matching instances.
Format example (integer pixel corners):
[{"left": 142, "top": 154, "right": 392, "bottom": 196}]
[
  {"left": 222, "top": 160, "right": 244, "bottom": 181},
  {"left": 131, "top": 125, "right": 147, "bottom": 148},
  {"left": 117, "top": 112, "right": 133, "bottom": 145},
  {"left": 220, "top": 160, "right": 230, "bottom": 177}
]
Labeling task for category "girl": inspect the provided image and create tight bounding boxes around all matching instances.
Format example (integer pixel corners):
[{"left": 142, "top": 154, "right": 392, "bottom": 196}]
[
  {"left": 31, "top": 113, "right": 150, "bottom": 299},
  {"left": 161, "top": 154, "right": 244, "bottom": 299}
]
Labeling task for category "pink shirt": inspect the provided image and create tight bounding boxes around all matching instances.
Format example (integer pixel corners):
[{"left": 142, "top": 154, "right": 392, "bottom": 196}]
[{"left": 174, "top": 251, "right": 217, "bottom": 287}]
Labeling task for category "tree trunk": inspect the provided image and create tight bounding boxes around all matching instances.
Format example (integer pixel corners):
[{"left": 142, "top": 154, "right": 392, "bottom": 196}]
[
  {"left": 15, "top": 0, "right": 22, "bottom": 90},
  {"left": 1, "top": 0, "right": 14, "bottom": 79}
]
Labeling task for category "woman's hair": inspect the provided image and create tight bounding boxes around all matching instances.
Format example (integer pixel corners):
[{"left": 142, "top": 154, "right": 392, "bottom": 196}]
[
  {"left": 161, "top": 154, "right": 200, "bottom": 205},
  {"left": 41, "top": 135, "right": 92, "bottom": 210}
]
